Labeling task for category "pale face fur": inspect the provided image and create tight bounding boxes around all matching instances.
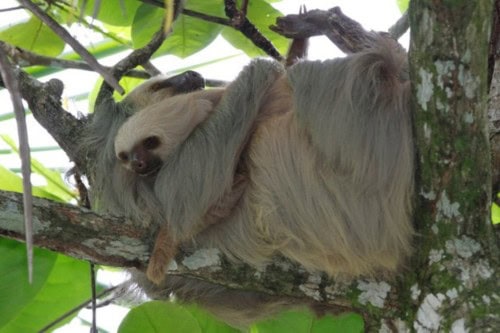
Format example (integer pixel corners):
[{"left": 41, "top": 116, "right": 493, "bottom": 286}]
[{"left": 114, "top": 94, "right": 216, "bottom": 175}]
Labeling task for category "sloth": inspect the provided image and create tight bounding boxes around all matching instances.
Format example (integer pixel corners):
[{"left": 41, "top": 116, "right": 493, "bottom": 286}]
[{"left": 85, "top": 37, "right": 414, "bottom": 326}]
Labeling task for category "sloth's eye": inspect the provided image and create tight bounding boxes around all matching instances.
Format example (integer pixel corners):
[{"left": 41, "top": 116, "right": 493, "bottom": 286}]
[
  {"left": 118, "top": 152, "right": 128, "bottom": 162},
  {"left": 143, "top": 136, "right": 160, "bottom": 150}
]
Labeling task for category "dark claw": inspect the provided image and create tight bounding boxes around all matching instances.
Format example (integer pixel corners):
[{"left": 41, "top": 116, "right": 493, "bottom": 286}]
[{"left": 153, "top": 70, "right": 205, "bottom": 94}]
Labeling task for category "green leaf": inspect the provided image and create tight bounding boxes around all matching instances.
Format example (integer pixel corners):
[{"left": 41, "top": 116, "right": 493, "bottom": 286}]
[
  {"left": 0, "top": 17, "right": 65, "bottom": 57},
  {"left": 491, "top": 193, "right": 500, "bottom": 224},
  {"left": 159, "top": 1, "right": 224, "bottom": 58},
  {"left": 183, "top": 305, "right": 237, "bottom": 333},
  {"left": 131, "top": 4, "right": 164, "bottom": 50},
  {"left": 0, "top": 135, "right": 75, "bottom": 202},
  {"left": 0, "top": 238, "right": 91, "bottom": 332},
  {"left": 0, "top": 164, "right": 61, "bottom": 201},
  {"left": 396, "top": 0, "right": 409, "bottom": 13},
  {"left": 222, "top": 0, "right": 288, "bottom": 58},
  {"left": 81, "top": 0, "right": 141, "bottom": 26},
  {"left": 132, "top": 2, "right": 224, "bottom": 58},
  {"left": 118, "top": 301, "right": 202, "bottom": 333}
]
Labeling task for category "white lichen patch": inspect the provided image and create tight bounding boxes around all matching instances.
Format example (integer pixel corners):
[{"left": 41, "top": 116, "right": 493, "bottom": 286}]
[
  {"left": 417, "top": 68, "right": 434, "bottom": 111},
  {"left": 463, "top": 112, "right": 474, "bottom": 124},
  {"left": 423, "top": 123, "right": 432, "bottom": 140},
  {"left": 357, "top": 280, "right": 391, "bottom": 308},
  {"left": 445, "top": 236, "right": 481, "bottom": 259},
  {"left": 414, "top": 293, "right": 445, "bottom": 332},
  {"left": 435, "top": 60, "right": 456, "bottom": 90},
  {"left": 458, "top": 64, "right": 480, "bottom": 99},
  {"left": 299, "top": 274, "right": 322, "bottom": 301},
  {"left": 446, "top": 288, "right": 458, "bottom": 301},
  {"left": 431, "top": 224, "right": 439, "bottom": 235},
  {"left": 436, "top": 191, "right": 461, "bottom": 220},
  {"left": 420, "top": 189, "right": 437, "bottom": 201},
  {"left": 471, "top": 259, "right": 493, "bottom": 280},
  {"left": 429, "top": 249, "right": 444, "bottom": 265},
  {"left": 451, "top": 318, "right": 467, "bottom": 333},
  {"left": 411, "top": 283, "right": 421, "bottom": 301},
  {"left": 182, "top": 248, "right": 221, "bottom": 270},
  {"left": 482, "top": 295, "right": 491, "bottom": 305}
]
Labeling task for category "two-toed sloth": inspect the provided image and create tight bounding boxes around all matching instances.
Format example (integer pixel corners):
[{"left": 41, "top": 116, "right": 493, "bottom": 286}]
[{"left": 85, "top": 37, "right": 413, "bottom": 325}]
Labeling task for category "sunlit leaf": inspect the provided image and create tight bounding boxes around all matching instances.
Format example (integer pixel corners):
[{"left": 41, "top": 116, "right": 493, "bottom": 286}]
[
  {"left": 131, "top": 4, "right": 164, "bottom": 49},
  {"left": 0, "top": 164, "right": 60, "bottom": 201},
  {"left": 0, "top": 238, "right": 91, "bottom": 332},
  {"left": 396, "top": 0, "right": 409, "bottom": 13},
  {"left": 491, "top": 193, "right": 500, "bottom": 224},
  {"left": 81, "top": 0, "right": 141, "bottom": 26},
  {"left": 0, "top": 17, "right": 64, "bottom": 57},
  {"left": 0, "top": 135, "right": 75, "bottom": 202}
]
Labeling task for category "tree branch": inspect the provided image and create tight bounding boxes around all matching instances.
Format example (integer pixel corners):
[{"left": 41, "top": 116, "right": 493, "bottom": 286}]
[
  {"left": 0, "top": 189, "right": 398, "bottom": 322},
  {"left": 224, "top": 0, "right": 283, "bottom": 61}
]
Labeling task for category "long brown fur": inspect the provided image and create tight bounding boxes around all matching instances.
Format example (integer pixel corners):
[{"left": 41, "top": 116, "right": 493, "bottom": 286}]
[{"left": 85, "top": 37, "right": 414, "bottom": 326}]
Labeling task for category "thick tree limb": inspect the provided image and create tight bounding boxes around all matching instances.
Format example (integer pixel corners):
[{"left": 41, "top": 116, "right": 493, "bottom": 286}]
[{"left": 0, "top": 189, "right": 399, "bottom": 322}]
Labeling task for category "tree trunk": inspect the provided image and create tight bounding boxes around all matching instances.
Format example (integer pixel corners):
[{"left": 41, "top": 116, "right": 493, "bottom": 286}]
[{"left": 407, "top": 0, "right": 499, "bottom": 331}]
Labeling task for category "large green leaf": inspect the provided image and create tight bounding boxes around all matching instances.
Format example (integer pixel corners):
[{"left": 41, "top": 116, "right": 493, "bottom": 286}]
[
  {"left": 132, "top": 2, "right": 224, "bottom": 58},
  {"left": 118, "top": 301, "right": 203, "bottom": 333},
  {"left": 0, "top": 238, "right": 91, "bottom": 332},
  {"left": 80, "top": 0, "right": 141, "bottom": 26},
  {"left": 0, "top": 17, "right": 65, "bottom": 57},
  {"left": 131, "top": 3, "right": 164, "bottom": 49},
  {"left": 0, "top": 164, "right": 61, "bottom": 201},
  {"left": 221, "top": 0, "right": 288, "bottom": 58}
]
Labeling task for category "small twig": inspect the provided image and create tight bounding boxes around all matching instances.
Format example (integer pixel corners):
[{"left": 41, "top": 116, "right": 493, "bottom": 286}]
[
  {"left": 0, "top": 5, "right": 23, "bottom": 12},
  {"left": 142, "top": 61, "right": 161, "bottom": 76},
  {"left": 182, "top": 8, "right": 231, "bottom": 26},
  {"left": 90, "top": 263, "right": 97, "bottom": 333},
  {"left": 240, "top": 0, "right": 249, "bottom": 16},
  {"left": 388, "top": 11, "right": 409, "bottom": 39},
  {"left": 38, "top": 286, "right": 119, "bottom": 333},
  {"left": 0, "top": 47, "right": 34, "bottom": 284},
  {"left": 96, "top": 29, "right": 166, "bottom": 108},
  {"left": 139, "top": 0, "right": 231, "bottom": 26},
  {"left": 17, "top": 0, "right": 124, "bottom": 94},
  {"left": 224, "top": 0, "right": 283, "bottom": 61},
  {"left": 0, "top": 41, "right": 150, "bottom": 79}
]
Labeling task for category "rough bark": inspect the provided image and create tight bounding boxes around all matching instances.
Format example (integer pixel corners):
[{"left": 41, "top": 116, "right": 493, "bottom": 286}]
[{"left": 409, "top": 1, "right": 499, "bottom": 332}]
